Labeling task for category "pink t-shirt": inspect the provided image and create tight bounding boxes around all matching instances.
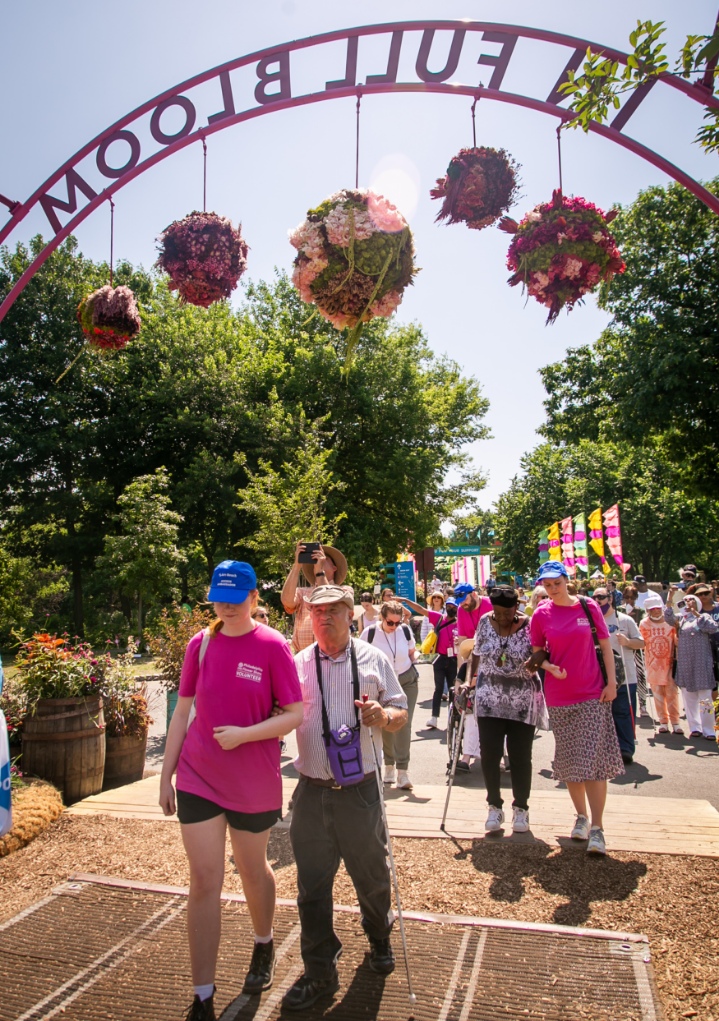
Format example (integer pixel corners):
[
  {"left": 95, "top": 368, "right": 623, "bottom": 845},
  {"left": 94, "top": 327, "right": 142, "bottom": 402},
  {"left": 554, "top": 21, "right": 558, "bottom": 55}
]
[
  {"left": 427, "top": 610, "right": 458, "bottom": 655},
  {"left": 177, "top": 626, "right": 302, "bottom": 813},
  {"left": 457, "top": 599, "right": 493, "bottom": 639},
  {"left": 529, "top": 598, "right": 608, "bottom": 707}
]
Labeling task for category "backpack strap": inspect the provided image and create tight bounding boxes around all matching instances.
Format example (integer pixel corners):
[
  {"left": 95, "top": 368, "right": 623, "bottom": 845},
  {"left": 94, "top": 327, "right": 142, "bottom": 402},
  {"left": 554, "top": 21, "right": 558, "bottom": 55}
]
[
  {"left": 367, "top": 626, "right": 376, "bottom": 645},
  {"left": 578, "top": 598, "right": 608, "bottom": 685},
  {"left": 198, "top": 627, "right": 211, "bottom": 664},
  {"left": 402, "top": 624, "right": 412, "bottom": 641}
]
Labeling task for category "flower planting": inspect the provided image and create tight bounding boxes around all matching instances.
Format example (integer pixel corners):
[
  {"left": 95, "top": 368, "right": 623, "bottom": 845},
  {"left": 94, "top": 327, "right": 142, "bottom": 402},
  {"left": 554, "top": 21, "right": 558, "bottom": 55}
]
[
  {"left": 430, "top": 146, "right": 520, "bottom": 230},
  {"left": 156, "top": 210, "right": 249, "bottom": 307},
  {"left": 289, "top": 189, "right": 417, "bottom": 359},
  {"left": 76, "top": 285, "right": 141, "bottom": 350},
  {"left": 500, "top": 189, "right": 625, "bottom": 323}
]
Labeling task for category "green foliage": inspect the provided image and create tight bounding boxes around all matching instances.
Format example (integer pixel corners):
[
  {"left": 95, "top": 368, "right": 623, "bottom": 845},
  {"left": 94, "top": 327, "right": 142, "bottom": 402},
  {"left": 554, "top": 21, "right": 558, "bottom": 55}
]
[
  {"left": 0, "top": 546, "right": 68, "bottom": 646},
  {"left": 102, "top": 644, "right": 153, "bottom": 737},
  {"left": 96, "top": 468, "right": 185, "bottom": 637},
  {"left": 559, "top": 18, "right": 719, "bottom": 154},
  {"left": 236, "top": 419, "right": 346, "bottom": 577},
  {"left": 539, "top": 179, "right": 719, "bottom": 495},
  {"left": 495, "top": 439, "right": 719, "bottom": 580},
  {"left": 146, "top": 605, "right": 214, "bottom": 692},
  {"left": 0, "top": 677, "right": 28, "bottom": 742},
  {"left": 13, "top": 633, "right": 107, "bottom": 708}
]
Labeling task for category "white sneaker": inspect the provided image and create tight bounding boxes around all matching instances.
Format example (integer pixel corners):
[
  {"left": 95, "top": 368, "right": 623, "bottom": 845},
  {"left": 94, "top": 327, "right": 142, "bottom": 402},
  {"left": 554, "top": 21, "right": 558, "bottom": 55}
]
[
  {"left": 571, "top": 814, "right": 590, "bottom": 841},
  {"left": 485, "top": 806, "right": 505, "bottom": 832},
  {"left": 512, "top": 807, "right": 530, "bottom": 833},
  {"left": 426, "top": 716, "right": 439, "bottom": 729},
  {"left": 587, "top": 827, "right": 606, "bottom": 856},
  {"left": 383, "top": 765, "right": 396, "bottom": 785},
  {"left": 396, "top": 770, "right": 413, "bottom": 790}
]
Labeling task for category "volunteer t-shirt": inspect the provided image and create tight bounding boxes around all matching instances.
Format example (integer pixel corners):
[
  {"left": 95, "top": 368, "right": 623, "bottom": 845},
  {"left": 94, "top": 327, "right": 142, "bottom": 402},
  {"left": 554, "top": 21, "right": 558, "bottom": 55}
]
[
  {"left": 177, "top": 625, "right": 302, "bottom": 813},
  {"left": 456, "top": 598, "right": 493, "bottom": 640},
  {"left": 529, "top": 598, "right": 608, "bottom": 707},
  {"left": 427, "top": 610, "right": 458, "bottom": 655}
]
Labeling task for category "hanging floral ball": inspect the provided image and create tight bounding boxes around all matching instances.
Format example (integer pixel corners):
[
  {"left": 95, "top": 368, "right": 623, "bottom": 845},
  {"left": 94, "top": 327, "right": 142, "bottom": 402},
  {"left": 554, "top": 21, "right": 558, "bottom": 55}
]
[
  {"left": 76, "top": 285, "right": 141, "bottom": 351},
  {"left": 156, "top": 211, "right": 248, "bottom": 308},
  {"left": 289, "top": 189, "right": 418, "bottom": 333},
  {"left": 430, "top": 146, "right": 520, "bottom": 230},
  {"left": 500, "top": 190, "right": 625, "bottom": 323}
]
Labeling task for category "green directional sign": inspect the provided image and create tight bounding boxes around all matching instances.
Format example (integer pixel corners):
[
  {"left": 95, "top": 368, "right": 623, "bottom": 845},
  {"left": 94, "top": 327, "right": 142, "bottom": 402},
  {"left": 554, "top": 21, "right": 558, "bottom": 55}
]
[{"left": 435, "top": 545, "right": 483, "bottom": 556}]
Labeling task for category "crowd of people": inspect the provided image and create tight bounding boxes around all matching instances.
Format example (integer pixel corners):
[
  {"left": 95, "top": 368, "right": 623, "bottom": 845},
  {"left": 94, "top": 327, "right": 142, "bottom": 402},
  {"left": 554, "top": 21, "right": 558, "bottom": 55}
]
[{"left": 160, "top": 545, "right": 719, "bottom": 1019}]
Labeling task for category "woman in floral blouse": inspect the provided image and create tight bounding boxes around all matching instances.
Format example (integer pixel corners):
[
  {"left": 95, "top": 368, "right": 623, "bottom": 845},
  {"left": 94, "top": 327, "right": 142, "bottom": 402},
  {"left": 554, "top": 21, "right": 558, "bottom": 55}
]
[{"left": 465, "top": 585, "right": 551, "bottom": 835}]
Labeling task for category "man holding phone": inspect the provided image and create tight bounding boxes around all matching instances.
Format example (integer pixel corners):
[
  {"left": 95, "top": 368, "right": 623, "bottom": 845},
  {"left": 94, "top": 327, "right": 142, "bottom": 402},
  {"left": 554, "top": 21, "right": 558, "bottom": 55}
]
[{"left": 282, "top": 541, "right": 353, "bottom": 653}]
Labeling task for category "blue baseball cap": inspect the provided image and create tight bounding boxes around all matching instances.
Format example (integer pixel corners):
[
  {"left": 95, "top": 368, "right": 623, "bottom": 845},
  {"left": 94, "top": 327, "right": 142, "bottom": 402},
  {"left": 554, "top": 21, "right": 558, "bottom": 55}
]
[
  {"left": 444, "top": 597, "right": 458, "bottom": 607},
  {"left": 536, "top": 561, "right": 569, "bottom": 581},
  {"left": 453, "top": 583, "right": 475, "bottom": 603},
  {"left": 208, "top": 560, "right": 257, "bottom": 604}
]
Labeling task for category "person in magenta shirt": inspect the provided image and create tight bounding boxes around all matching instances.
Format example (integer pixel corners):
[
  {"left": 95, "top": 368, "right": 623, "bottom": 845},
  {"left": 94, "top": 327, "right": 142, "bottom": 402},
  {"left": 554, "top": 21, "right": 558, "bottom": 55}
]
[
  {"left": 399, "top": 594, "right": 459, "bottom": 728},
  {"left": 529, "top": 561, "right": 622, "bottom": 858},
  {"left": 160, "top": 560, "right": 303, "bottom": 1021},
  {"left": 454, "top": 583, "right": 493, "bottom": 648}
]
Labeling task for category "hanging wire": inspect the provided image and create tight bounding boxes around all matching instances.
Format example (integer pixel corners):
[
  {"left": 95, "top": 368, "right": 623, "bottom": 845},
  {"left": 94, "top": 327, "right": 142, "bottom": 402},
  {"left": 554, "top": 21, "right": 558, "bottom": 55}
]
[
  {"left": 471, "top": 96, "right": 480, "bottom": 148},
  {"left": 355, "top": 90, "right": 362, "bottom": 189},
  {"left": 556, "top": 125, "right": 564, "bottom": 195},
  {"left": 202, "top": 136, "right": 208, "bottom": 212},
  {"left": 109, "top": 197, "right": 115, "bottom": 287}
]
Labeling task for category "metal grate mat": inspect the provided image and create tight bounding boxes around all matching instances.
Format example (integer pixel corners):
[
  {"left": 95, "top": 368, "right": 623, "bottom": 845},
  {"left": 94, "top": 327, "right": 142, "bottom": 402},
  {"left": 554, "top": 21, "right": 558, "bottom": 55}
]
[{"left": 0, "top": 877, "right": 663, "bottom": 1021}]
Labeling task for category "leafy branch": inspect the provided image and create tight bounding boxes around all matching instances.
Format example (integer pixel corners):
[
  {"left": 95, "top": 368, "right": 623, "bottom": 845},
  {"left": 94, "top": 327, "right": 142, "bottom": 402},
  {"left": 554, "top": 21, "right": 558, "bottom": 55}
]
[{"left": 559, "top": 17, "right": 719, "bottom": 154}]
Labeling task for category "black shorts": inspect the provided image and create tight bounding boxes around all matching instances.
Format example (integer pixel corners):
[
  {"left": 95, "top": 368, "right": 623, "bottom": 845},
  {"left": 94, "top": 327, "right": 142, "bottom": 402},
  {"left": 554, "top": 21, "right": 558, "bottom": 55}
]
[{"left": 176, "top": 790, "right": 281, "bottom": 832}]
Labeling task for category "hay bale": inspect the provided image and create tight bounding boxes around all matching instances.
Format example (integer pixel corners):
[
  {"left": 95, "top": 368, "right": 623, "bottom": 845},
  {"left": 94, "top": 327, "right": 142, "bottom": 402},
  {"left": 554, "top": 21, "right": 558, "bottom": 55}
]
[{"left": 0, "top": 781, "right": 64, "bottom": 857}]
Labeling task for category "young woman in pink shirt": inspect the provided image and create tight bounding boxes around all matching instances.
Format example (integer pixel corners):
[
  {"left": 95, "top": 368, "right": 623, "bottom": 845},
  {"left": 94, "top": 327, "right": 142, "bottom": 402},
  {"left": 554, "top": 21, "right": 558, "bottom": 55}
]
[
  {"left": 160, "top": 561, "right": 303, "bottom": 1021},
  {"left": 529, "top": 561, "right": 622, "bottom": 856}
]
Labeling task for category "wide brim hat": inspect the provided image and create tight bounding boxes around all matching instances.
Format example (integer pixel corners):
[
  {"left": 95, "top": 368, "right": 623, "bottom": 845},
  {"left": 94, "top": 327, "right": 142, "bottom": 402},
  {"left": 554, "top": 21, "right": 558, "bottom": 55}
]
[
  {"left": 305, "top": 585, "right": 354, "bottom": 610},
  {"left": 459, "top": 638, "right": 475, "bottom": 660},
  {"left": 301, "top": 545, "right": 348, "bottom": 585}
]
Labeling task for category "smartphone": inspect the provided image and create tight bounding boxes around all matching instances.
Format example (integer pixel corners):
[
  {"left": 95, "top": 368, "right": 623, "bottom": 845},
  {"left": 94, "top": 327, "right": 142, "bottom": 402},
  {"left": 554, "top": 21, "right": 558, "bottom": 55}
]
[
  {"left": 298, "top": 542, "right": 322, "bottom": 564},
  {"left": 676, "top": 600, "right": 686, "bottom": 610}
]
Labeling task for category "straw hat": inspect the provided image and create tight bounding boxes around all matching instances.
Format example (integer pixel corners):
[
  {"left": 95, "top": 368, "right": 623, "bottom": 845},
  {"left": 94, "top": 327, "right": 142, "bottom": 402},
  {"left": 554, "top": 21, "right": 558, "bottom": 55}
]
[
  {"left": 301, "top": 545, "right": 348, "bottom": 586},
  {"left": 459, "top": 638, "right": 475, "bottom": 660}
]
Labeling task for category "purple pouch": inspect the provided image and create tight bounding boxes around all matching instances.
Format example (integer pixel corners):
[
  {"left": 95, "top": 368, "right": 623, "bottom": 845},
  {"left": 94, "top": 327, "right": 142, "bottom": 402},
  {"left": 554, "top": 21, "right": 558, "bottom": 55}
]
[{"left": 325, "top": 723, "right": 364, "bottom": 786}]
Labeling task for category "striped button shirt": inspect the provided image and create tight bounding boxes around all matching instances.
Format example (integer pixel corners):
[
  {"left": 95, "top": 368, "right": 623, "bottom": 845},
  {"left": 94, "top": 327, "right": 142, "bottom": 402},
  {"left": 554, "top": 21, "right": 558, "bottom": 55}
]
[{"left": 293, "top": 638, "right": 408, "bottom": 780}]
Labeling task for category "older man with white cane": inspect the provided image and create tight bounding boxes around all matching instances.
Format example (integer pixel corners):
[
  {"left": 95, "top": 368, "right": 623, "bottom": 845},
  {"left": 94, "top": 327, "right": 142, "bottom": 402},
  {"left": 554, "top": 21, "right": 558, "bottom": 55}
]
[{"left": 283, "top": 585, "right": 412, "bottom": 1013}]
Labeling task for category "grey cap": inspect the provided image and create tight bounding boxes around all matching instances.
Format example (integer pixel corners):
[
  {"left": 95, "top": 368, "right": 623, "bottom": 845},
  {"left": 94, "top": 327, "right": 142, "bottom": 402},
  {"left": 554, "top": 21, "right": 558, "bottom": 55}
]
[{"left": 306, "top": 585, "right": 354, "bottom": 610}]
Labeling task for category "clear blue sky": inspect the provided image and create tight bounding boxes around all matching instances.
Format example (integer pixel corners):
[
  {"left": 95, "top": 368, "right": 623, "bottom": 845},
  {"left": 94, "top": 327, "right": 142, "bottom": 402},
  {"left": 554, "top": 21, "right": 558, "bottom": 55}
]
[{"left": 1, "top": 1, "right": 716, "bottom": 506}]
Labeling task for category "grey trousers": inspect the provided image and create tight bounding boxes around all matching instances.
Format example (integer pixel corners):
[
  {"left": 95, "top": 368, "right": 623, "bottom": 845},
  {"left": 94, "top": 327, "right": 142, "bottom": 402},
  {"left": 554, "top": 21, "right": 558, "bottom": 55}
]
[
  {"left": 382, "top": 665, "right": 418, "bottom": 770},
  {"left": 289, "top": 776, "right": 393, "bottom": 979}
]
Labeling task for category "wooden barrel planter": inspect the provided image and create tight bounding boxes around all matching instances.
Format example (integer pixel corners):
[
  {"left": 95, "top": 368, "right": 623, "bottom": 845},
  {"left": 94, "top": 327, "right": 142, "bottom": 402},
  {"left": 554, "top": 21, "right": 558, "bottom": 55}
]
[
  {"left": 21, "top": 697, "right": 105, "bottom": 804},
  {"left": 102, "top": 730, "right": 148, "bottom": 790}
]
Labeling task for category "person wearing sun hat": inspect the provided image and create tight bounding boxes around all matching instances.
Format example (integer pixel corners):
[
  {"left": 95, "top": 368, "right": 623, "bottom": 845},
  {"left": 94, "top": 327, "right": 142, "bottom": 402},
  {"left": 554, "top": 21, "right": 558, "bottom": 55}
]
[
  {"left": 160, "top": 560, "right": 304, "bottom": 1021},
  {"left": 664, "top": 589, "right": 718, "bottom": 739},
  {"left": 529, "top": 560, "right": 623, "bottom": 857},
  {"left": 639, "top": 593, "right": 682, "bottom": 734},
  {"left": 281, "top": 542, "right": 353, "bottom": 653}
]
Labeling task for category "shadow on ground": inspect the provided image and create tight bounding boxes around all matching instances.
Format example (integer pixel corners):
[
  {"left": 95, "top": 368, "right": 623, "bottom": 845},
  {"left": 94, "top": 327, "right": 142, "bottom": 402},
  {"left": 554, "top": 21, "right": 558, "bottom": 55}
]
[{"left": 454, "top": 839, "right": 648, "bottom": 926}]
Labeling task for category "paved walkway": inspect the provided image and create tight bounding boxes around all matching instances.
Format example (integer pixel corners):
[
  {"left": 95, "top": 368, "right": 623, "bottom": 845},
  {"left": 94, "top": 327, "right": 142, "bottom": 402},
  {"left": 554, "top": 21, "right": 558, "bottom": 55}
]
[{"left": 67, "top": 773, "right": 719, "bottom": 857}]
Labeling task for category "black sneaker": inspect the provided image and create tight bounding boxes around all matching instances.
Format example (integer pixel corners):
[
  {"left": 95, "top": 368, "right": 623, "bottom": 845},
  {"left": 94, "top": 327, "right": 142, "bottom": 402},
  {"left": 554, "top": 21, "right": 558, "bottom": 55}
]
[
  {"left": 184, "top": 990, "right": 216, "bottom": 1021},
  {"left": 281, "top": 971, "right": 340, "bottom": 1012},
  {"left": 242, "top": 940, "right": 275, "bottom": 994},
  {"left": 367, "top": 935, "right": 395, "bottom": 975}
]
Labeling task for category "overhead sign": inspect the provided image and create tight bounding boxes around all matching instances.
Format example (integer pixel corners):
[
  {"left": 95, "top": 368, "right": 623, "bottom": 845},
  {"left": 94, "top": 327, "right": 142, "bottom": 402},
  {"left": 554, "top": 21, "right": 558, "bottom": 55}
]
[{"left": 435, "top": 545, "right": 482, "bottom": 556}]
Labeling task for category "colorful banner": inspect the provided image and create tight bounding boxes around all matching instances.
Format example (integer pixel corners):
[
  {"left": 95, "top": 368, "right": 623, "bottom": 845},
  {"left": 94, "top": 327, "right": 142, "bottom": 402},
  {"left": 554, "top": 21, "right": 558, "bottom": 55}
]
[
  {"left": 588, "top": 508, "right": 611, "bottom": 575},
  {"left": 560, "top": 515, "right": 576, "bottom": 575},
  {"left": 602, "top": 503, "right": 630, "bottom": 577},
  {"left": 538, "top": 529, "right": 549, "bottom": 564},
  {"left": 547, "top": 521, "right": 562, "bottom": 562},
  {"left": 573, "top": 512, "right": 588, "bottom": 573}
]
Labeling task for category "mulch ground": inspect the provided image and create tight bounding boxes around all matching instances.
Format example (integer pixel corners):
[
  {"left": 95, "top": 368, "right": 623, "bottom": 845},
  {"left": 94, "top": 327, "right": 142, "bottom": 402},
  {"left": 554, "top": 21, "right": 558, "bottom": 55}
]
[{"left": 0, "top": 814, "right": 716, "bottom": 1021}]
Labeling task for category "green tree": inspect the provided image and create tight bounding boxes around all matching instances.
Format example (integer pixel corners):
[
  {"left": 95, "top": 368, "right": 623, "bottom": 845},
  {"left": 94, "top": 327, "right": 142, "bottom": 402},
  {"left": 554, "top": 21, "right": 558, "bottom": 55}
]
[
  {"left": 236, "top": 419, "right": 346, "bottom": 577},
  {"left": 539, "top": 179, "right": 719, "bottom": 495},
  {"left": 96, "top": 468, "right": 185, "bottom": 639}
]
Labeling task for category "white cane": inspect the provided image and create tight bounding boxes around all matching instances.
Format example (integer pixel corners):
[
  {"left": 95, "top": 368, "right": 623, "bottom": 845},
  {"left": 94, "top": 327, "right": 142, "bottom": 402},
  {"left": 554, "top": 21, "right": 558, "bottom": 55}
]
[
  {"left": 362, "top": 695, "right": 417, "bottom": 1012},
  {"left": 440, "top": 701, "right": 469, "bottom": 832}
]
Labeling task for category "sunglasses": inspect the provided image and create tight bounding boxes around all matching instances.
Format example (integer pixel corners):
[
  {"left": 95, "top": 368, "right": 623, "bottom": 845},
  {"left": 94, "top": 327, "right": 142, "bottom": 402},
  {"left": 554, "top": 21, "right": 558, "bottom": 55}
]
[
  {"left": 255, "top": 612, "right": 268, "bottom": 619},
  {"left": 384, "top": 619, "right": 401, "bottom": 627},
  {"left": 594, "top": 595, "right": 610, "bottom": 603}
]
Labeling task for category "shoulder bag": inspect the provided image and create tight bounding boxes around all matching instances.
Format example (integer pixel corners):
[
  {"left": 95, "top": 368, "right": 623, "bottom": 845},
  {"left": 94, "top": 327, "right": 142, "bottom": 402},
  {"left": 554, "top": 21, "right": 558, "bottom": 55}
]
[{"left": 578, "top": 597, "right": 625, "bottom": 687}]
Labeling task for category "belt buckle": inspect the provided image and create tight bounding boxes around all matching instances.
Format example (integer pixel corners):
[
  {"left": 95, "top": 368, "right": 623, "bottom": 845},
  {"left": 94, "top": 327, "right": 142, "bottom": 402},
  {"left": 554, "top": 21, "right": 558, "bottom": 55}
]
[{"left": 331, "top": 780, "right": 342, "bottom": 790}]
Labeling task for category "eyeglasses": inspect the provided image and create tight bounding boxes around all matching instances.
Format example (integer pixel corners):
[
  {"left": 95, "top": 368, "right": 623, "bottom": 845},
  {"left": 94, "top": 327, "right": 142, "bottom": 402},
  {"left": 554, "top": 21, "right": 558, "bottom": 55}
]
[
  {"left": 254, "top": 612, "right": 268, "bottom": 619},
  {"left": 594, "top": 595, "right": 609, "bottom": 603},
  {"left": 384, "top": 619, "right": 401, "bottom": 628}
]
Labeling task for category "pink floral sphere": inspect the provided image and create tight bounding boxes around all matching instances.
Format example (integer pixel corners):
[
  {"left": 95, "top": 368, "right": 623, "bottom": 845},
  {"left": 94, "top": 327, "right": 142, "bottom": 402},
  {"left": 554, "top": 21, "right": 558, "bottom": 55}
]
[
  {"left": 156, "top": 211, "right": 248, "bottom": 308},
  {"left": 289, "top": 189, "right": 417, "bottom": 333},
  {"left": 501, "top": 190, "right": 625, "bottom": 323}
]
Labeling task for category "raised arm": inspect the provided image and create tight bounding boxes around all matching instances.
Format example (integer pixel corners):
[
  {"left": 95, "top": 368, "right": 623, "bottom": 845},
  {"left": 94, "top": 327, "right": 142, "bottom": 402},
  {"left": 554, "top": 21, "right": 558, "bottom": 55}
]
[{"left": 399, "top": 597, "right": 428, "bottom": 616}]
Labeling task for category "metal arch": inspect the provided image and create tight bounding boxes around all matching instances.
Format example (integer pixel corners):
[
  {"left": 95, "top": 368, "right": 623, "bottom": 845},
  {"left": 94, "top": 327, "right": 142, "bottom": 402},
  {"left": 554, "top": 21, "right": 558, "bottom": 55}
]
[{"left": 1, "top": 19, "right": 718, "bottom": 324}]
